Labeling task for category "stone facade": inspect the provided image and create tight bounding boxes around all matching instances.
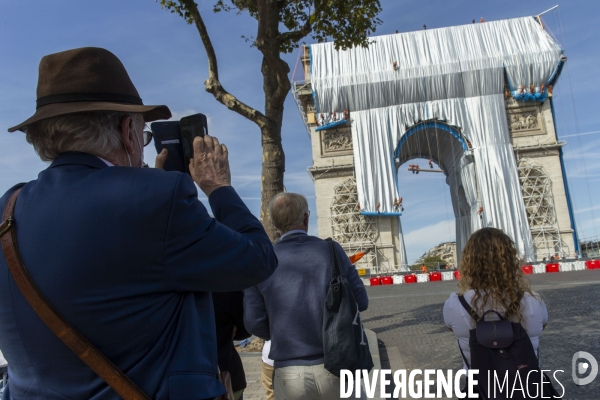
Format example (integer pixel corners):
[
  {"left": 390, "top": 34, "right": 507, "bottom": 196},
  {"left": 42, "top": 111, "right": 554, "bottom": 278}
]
[
  {"left": 307, "top": 133, "right": 403, "bottom": 273},
  {"left": 506, "top": 95, "right": 577, "bottom": 259}
]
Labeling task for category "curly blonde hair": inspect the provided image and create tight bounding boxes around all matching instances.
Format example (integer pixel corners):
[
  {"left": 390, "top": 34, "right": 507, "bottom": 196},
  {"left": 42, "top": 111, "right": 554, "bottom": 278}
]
[{"left": 458, "top": 227, "right": 534, "bottom": 322}]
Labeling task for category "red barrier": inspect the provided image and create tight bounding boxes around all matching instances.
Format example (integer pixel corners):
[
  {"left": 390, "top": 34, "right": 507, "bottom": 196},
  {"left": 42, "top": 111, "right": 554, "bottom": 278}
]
[
  {"left": 453, "top": 270, "right": 461, "bottom": 280},
  {"left": 586, "top": 260, "right": 600, "bottom": 270},
  {"left": 546, "top": 263, "right": 560, "bottom": 273},
  {"left": 381, "top": 276, "right": 393, "bottom": 285},
  {"left": 404, "top": 274, "right": 417, "bottom": 284},
  {"left": 369, "top": 277, "right": 381, "bottom": 286},
  {"left": 521, "top": 265, "right": 533, "bottom": 274},
  {"left": 429, "top": 272, "right": 442, "bottom": 282}
]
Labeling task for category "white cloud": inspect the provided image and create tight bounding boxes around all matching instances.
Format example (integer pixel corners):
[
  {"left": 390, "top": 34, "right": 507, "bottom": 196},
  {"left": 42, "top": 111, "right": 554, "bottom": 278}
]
[{"left": 403, "top": 219, "right": 456, "bottom": 263}]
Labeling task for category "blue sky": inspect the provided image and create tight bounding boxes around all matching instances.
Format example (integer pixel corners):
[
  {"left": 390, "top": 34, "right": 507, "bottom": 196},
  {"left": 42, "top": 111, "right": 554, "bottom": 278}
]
[{"left": 1, "top": 1, "right": 599, "bottom": 263}]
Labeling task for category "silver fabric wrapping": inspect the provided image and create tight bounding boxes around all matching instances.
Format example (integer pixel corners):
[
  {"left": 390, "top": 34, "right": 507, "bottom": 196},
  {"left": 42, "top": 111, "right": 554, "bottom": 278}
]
[
  {"left": 311, "top": 17, "right": 562, "bottom": 112},
  {"left": 308, "top": 17, "right": 562, "bottom": 260},
  {"left": 350, "top": 96, "right": 534, "bottom": 259}
]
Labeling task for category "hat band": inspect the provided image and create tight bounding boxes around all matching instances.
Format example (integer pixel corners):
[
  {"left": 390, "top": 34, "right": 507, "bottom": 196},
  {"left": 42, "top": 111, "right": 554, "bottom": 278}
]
[{"left": 36, "top": 93, "right": 143, "bottom": 109}]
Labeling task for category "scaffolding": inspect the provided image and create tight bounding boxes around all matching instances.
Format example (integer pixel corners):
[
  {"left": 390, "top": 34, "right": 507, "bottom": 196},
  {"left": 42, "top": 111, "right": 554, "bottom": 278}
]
[
  {"left": 580, "top": 237, "right": 600, "bottom": 258},
  {"left": 517, "top": 157, "right": 567, "bottom": 260},
  {"left": 291, "top": 80, "right": 312, "bottom": 137},
  {"left": 330, "top": 177, "right": 380, "bottom": 271}
]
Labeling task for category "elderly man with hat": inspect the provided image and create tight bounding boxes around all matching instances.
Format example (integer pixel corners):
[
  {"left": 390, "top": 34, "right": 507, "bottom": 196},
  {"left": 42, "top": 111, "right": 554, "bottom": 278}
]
[{"left": 0, "top": 47, "right": 277, "bottom": 399}]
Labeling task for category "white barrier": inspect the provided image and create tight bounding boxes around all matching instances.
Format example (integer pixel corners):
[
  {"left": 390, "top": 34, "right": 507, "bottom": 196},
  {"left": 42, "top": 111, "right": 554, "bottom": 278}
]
[
  {"left": 392, "top": 275, "right": 404, "bottom": 284},
  {"left": 533, "top": 264, "right": 546, "bottom": 274},
  {"left": 442, "top": 271, "right": 454, "bottom": 281},
  {"left": 416, "top": 274, "right": 430, "bottom": 283},
  {"left": 573, "top": 261, "right": 586, "bottom": 271},
  {"left": 559, "top": 262, "right": 573, "bottom": 272},
  {"left": 361, "top": 278, "right": 371, "bottom": 286}
]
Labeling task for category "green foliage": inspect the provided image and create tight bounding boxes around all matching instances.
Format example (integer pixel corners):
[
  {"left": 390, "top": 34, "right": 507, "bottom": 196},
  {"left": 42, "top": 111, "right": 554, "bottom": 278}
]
[
  {"left": 421, "top": 254, "right": 446, "bottom": 264},
  {"left": 409, "top": 254, "right": 448, "bottom": 270},
  {"left": 308, "top": 0, "right": 382, "bottom": 52},
  {"left": 160, "top": 0, "right": 382, "bottom": 53},
  {"left": 159, "top": 0, "right": 197, "bottom": 24}
]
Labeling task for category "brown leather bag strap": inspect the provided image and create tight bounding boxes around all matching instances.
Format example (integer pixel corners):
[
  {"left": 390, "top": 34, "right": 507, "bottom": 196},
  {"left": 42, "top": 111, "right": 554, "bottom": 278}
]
[{"left": 0, "top": 189, "right": 150, "bottom": 400}]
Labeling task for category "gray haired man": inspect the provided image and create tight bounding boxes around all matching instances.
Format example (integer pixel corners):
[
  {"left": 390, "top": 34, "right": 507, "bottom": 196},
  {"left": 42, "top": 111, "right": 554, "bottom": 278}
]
[{"left": 244, "top": 192, "right": 368, "bottom": 399}]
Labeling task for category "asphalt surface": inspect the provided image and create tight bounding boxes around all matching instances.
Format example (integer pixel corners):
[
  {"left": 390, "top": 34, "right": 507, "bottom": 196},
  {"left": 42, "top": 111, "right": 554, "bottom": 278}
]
[{"left": 362, "top": 269, "right": 600, "bottom": 399}]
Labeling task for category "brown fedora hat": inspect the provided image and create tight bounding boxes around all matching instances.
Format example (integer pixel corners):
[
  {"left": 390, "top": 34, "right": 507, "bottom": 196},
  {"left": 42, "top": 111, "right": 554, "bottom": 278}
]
[{"left": 8, "top": 47, "right": 171, "bottom": 132}]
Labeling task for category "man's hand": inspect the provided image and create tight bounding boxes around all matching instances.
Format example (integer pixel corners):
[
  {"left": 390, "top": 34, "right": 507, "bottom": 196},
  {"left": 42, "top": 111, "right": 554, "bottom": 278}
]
[
  {"left": 155, "top": 148, "right": 168, "bottom": 169},
  {"left": 189, "top": 135, "right": 231, "bottom": 196}
]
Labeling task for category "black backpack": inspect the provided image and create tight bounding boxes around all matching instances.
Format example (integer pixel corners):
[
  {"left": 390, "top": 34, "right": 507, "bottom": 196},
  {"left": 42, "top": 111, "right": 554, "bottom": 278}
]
[
  {"left": 457, "top": 295, "right": 560, "bottom": 399},
  {"left": 322, "top": 238, "right": 373, "bottom": 377}
]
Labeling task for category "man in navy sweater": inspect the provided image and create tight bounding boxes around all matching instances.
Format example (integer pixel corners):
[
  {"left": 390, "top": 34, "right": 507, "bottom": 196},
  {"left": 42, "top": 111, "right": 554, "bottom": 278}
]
[{"left": 244, "top": 193, "right": 368, "bottom": 399}]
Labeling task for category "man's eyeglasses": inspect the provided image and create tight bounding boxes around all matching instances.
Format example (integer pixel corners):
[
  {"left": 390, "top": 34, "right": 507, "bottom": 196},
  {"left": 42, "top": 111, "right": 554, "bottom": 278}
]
[{"left": 142, "top": 125, "right": 153, "bottom": 147}]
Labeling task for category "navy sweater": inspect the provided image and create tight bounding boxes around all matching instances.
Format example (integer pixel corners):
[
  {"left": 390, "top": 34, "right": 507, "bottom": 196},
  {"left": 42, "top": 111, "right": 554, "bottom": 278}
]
[{"left": 243, "top": 232, "right": 368, "bottom": 367}]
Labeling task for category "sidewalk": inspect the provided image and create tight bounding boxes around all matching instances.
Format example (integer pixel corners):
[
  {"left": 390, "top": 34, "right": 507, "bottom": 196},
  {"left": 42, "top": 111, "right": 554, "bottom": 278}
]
[{"left": 239, "top": 329, "right": 382, "bottom": 400}]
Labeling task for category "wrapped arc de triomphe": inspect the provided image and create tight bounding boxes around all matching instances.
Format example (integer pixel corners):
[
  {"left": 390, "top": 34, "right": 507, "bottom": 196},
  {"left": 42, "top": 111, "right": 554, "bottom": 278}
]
[{"left": 292, "top": 16, "right": 578, "bottom": 273}]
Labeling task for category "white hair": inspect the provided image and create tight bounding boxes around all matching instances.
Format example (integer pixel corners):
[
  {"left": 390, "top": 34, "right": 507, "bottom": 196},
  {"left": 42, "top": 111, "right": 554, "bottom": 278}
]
[
  {"left": 269, "top": 192, "right": 309, "bottom": 234},
  {"left": 24, "top": 111, "right": 143, "bottom": 161}
]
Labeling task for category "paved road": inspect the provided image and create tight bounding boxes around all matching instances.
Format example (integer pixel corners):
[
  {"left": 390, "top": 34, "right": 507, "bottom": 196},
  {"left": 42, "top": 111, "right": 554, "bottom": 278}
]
[{"left": 362, "top": 269, "right": 600, "bottom": 399}]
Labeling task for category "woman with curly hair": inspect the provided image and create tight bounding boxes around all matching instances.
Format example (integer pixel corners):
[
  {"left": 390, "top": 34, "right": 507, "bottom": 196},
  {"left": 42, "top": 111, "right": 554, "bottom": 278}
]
[{"left": 443, "top": 227, "right": 548, "bottom": 370}]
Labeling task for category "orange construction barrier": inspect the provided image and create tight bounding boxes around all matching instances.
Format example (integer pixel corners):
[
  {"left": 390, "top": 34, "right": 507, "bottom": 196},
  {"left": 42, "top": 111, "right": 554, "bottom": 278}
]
[
  {"left": 429, "top": 272, "right": 442, "bottom": 281},
  {"left": 586, "top": 260, "right": 600, "bottom": 270},
  {"left": 370, "top": 277, "right": 381, "bottom": 286},
  {"left": 545, "top": 263, "right": 559, "bottom": 273},
  {"left": 381, "top": 276, "right": 393, "bottom": 285},
  {"left": 521, "top": 265, "right": 533, "bottom": 274}
]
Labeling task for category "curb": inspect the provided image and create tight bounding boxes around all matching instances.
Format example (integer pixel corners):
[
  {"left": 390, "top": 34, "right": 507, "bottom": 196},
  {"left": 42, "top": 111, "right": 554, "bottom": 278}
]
[
  {"left": 364, "top": 329, "right": 383, "bottom": 400},
  {"left": 365, "top": 329, "right": 381, "bottom": 371}
]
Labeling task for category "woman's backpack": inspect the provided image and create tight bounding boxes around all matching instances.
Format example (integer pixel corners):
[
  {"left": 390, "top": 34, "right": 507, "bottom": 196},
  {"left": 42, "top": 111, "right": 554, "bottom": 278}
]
[{"left": 457, "top": 295, "right": 561, "bottom": 399}]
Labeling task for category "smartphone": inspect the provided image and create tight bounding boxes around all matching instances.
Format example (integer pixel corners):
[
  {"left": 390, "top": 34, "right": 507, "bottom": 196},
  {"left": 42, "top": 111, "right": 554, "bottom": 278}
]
[
  {"left": 151, "top": 113, "right": 208, "bottom": 174},
  {"left": 180, "top": 113, "right": 208, "bottom": 164},
  {"left": 151, "top": 121, "right": 188, "bottom": 174}
]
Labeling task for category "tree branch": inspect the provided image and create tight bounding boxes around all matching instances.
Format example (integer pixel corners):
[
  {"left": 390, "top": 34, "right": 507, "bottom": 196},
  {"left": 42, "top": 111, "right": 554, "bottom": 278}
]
[
  {"left": 187, "top": 2, "right": 270, "bottom": 128},
  {"left": 278, "top": 18, "right": 312, "bottom": 44}
]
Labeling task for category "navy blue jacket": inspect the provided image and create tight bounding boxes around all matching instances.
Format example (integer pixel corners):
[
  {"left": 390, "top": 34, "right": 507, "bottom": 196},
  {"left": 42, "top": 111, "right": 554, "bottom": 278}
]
[
  {"left": 243, "top": 233, "right": 368, "bottom": 368},
  {"left": 0, "top": 152, "right": 277, "bottom": 399}
]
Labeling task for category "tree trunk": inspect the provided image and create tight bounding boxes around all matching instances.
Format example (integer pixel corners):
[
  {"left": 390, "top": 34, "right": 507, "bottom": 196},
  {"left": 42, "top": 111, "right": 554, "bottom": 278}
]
[
  {"left": 260, "top": 125, "right": 285, "bottom": 240},
  {"left": 259, "top": 54, "right": 288, "bottom": 241}
]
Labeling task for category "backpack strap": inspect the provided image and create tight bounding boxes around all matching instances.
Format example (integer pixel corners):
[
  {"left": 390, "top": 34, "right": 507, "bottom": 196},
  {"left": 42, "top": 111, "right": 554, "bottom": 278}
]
[
  {"left": 457, "top": 340, "right": 471, "bottom": 369},
  {"left": 457, "top": 294, "right": 481, "bottom": 321}
]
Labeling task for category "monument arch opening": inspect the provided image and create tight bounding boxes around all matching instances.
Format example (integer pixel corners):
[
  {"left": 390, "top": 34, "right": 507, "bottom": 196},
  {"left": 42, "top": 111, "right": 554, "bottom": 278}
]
[{"left": 393, "top": 120, "right": 479, "bottom": 266}]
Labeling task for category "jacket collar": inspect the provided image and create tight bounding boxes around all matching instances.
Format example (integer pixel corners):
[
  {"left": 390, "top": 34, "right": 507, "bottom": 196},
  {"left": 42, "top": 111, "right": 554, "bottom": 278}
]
[{"left": 49, "top": 152, "right": 110, "bottom": 170}]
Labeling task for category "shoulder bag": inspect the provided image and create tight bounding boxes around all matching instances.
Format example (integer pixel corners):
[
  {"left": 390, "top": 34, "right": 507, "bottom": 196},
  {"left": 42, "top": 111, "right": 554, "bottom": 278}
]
[{"left": 323, "top": 238, "right": 373, "bottom": 377}]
